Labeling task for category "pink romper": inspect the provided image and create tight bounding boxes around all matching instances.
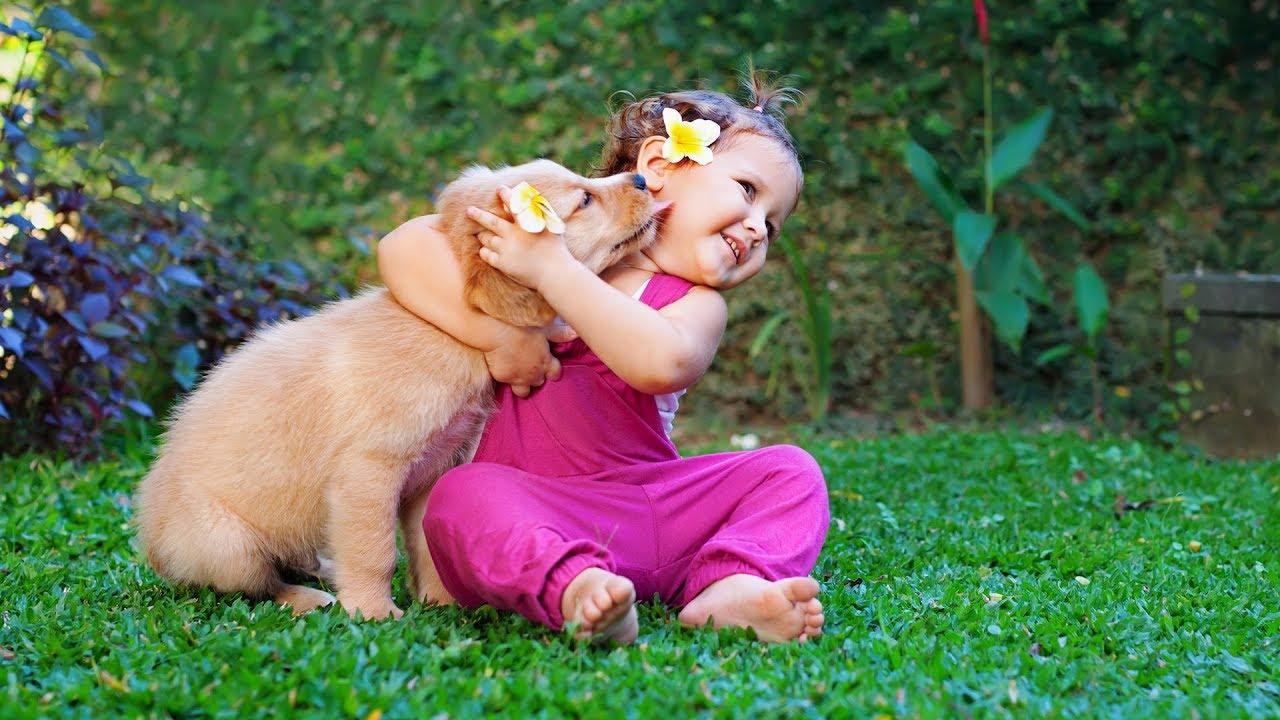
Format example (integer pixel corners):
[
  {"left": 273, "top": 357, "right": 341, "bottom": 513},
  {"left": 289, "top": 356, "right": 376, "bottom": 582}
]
[{"left": 423, "top": 274, "right": 829, "bottom": 630}]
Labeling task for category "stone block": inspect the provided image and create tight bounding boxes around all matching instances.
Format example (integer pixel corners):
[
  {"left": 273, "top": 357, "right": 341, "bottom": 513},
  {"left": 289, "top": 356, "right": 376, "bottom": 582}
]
[{"left": 1163, "top": 273, "right": 1280, "bottom": 459}]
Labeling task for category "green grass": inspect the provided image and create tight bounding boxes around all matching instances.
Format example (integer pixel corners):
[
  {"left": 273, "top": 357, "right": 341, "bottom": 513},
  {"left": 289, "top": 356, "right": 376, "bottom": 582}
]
[{"left": 2, "top": 430, "right": 1278, "bottom": 718}]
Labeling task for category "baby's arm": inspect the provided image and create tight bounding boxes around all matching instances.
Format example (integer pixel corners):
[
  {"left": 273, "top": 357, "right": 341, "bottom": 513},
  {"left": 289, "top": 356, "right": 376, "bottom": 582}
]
[
  {"left": 377, "top": 215, "right": 562, "bottom": 393},
  {"left": 467, "top": 204, "right": 727, "bottom": 395}
]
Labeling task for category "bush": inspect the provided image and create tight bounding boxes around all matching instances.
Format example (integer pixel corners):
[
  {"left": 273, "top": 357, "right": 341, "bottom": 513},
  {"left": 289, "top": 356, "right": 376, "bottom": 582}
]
[{"left": 0, "top": 5, "right": 336, "bottom": 457}]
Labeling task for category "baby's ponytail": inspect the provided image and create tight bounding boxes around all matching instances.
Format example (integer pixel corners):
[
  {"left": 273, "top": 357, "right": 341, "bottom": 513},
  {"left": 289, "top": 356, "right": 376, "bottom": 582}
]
[{"left": 738, "top": 59, "right": 803, "bottom": 120}]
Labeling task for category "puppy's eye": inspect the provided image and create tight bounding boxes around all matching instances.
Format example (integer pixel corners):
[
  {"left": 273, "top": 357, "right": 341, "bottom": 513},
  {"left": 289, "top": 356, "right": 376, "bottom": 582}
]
[{"left": 580, "top": 191, "right": 593, "bottom": 209}]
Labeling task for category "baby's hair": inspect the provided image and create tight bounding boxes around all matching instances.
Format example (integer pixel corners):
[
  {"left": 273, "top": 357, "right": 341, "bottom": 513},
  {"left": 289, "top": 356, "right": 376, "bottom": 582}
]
[{"left": 597, "top": 63, "right": 804, "bottom": 178}]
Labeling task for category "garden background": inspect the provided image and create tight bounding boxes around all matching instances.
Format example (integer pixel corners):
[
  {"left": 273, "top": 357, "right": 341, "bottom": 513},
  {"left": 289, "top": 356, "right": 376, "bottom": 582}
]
[{"left": 5, "top": 0, "right": 1279, "bottom": 451}]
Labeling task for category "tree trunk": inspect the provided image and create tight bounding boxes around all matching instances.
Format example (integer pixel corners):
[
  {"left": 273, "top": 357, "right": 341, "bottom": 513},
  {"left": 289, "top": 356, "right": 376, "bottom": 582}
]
[{"left": 957, "top": 259, "right": 993, "bottom": 409}]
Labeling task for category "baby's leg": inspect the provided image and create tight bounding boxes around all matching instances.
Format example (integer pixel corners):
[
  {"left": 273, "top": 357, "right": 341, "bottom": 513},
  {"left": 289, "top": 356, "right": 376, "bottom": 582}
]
[
  {"left": 424, "top": 462, "right": 651, "bottom": 638},
  {"left": 677, "top": 574, "right": 823, "bottom": 643},
  {"left": 653, "top": 444, "right": 830, "bottom": 643}
]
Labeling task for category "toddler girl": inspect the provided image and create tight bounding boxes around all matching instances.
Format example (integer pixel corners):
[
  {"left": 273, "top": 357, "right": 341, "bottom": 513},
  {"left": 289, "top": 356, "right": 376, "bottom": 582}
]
[{"left": 378, "top": 71, "right": 828, "bottom": 644}]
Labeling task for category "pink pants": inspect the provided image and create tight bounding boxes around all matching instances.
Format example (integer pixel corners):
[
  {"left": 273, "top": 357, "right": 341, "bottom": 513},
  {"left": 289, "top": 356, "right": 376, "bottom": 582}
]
[
  {"left": 422, "top": 274, "right": 828, "bottom": 630},
  {"left": 424, "top": 445, "right": 829, "bottom": 630}
]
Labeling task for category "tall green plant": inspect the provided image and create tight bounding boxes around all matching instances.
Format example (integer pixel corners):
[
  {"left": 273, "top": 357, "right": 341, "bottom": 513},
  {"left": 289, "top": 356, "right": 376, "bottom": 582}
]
[
  {"left": 904, "top": 0, "right": 1106, "bottom": 396},
  {"left": 748, "top": 235, "right": 833, "bottom": 422}
]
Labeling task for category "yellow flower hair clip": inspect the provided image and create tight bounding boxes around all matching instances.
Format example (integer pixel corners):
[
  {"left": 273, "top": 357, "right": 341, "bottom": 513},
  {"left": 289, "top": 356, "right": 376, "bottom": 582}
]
[
  {"left": 505, "top": 181, "right": 565, "bottom": 234},
  {"left": 661, "top": 108, "right": 721, "bottom": 165}
]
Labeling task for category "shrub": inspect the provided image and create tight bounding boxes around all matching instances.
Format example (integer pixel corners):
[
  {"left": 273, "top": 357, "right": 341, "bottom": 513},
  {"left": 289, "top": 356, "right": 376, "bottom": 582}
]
[{"left": 0, "top": 5, "right": 336, "bottom": 457}]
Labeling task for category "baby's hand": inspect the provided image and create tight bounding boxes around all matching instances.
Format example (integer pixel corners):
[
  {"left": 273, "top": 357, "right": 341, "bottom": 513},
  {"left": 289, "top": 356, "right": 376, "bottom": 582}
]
[
  {"left": 483, "top": 324, "right": 566, "bottom": 397},
  {"left": 470, "top": 186, "right": 576, "bottom": 291}
]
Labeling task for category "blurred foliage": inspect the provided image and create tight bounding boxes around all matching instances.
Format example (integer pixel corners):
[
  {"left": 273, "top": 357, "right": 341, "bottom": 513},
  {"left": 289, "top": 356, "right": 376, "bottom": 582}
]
[
  {"left": 56, "top": 0, "right": 1280, "bottom": 427},
  {"left": 0, "top": 4, "right": 335, "bottom": 456}
]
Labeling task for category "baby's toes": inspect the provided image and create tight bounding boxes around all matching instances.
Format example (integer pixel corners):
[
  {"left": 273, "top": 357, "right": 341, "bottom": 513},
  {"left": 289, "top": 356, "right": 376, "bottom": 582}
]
[
  {"left": 581, "top": 593, "right": 607, "bottom": 623},
  {"left": 803, "top": 610, "right": 824, "bottom": 638}
]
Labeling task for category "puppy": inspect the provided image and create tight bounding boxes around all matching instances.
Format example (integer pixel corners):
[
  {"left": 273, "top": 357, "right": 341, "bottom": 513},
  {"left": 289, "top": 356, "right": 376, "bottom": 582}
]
[{"left": 135, "top": 159, "right": 661, "bottom": 620}]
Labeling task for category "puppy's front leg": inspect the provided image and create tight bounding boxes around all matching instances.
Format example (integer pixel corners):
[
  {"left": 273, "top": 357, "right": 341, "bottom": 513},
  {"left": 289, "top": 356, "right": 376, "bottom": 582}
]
[
  {"left": 327, "top": 458, "right": 405, "bottom": 620},
  {"left": 400, "top": 488, "right": 455, "bottom": 606}
]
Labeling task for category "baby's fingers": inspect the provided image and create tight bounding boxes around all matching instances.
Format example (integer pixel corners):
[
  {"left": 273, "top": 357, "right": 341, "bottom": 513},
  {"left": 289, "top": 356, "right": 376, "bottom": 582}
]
[
  {"left": 494, "top": 184, "right": 513, "bottom": 209},
  {"left": 546, "top": 323, "right": 578, "bottom": 344},
  {"left": 478, "top": 246, "right": 500, "bottom": 267},
  {"left": 466, "top": 204, "right": 512, "bottom": 235}
]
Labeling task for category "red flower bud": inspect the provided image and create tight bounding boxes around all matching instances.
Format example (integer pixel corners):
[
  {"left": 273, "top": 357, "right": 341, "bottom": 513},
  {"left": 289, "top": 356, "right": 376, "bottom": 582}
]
[{"left": 974, "top": 0, "right": 989, "bottom": 44}]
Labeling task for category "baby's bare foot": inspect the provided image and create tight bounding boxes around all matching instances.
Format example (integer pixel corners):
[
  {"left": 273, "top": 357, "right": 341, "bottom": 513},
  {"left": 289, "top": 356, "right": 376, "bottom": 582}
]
[
  {"left": 560, "top": 567, "right": 638, "bottom": 645},
  {"left": 678, "top": 574, "right": 824, "bottom": 643}
]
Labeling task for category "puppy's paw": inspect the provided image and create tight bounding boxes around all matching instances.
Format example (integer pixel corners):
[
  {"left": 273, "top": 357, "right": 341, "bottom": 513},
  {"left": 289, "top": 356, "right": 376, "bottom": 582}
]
[
  {"left": 338, "top": 593, "right": 403, "bottom": 621},
  {"left": 409, "top": 570, "right": 457, "bottom": 606},
  {"left": 276, "top": 585, "right": 337, "bottom": 615}
]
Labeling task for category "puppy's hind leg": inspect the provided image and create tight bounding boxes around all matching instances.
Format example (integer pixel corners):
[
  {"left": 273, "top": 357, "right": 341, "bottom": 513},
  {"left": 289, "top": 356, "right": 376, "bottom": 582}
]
[{"left": 161, "top": 499, "right": 335, "bottom": 615}]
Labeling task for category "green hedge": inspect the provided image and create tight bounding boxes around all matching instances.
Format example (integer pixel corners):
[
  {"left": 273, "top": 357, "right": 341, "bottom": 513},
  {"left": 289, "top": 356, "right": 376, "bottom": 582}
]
[{"left": 70, "top": 0, "right": 1280, "bottom": 424}]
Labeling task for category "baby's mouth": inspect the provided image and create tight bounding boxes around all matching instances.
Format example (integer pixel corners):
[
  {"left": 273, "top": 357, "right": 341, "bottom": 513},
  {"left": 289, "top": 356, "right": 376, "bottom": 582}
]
[{"left": 723, "top": 235, "right": 742, "bottom": 264}]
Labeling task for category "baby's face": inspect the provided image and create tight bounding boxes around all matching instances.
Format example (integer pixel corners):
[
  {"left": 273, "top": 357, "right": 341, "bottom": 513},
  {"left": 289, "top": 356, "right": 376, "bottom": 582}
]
[{"left": 647, "top": 133, "right": 802, "bottom": 290}]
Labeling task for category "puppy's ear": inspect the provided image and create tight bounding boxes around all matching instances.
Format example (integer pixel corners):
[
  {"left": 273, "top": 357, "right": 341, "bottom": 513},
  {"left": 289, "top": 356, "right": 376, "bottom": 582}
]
[
  {"left": 463, "top": 258, "right": 557, "bottom": 327},
  {"left": 438, "top": 166, "right": 558, "bottom": 328}
]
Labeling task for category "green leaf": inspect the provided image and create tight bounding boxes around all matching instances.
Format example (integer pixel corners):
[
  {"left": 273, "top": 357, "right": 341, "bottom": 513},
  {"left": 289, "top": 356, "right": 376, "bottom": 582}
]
[
  {"left": 974, "top": 232, "right": 1025, "bottom": 294},
  {"left": 1035, "top": 343, "right": 1075, "bottom": 366},
  {"left": 1073, "top": 263, "right": 1110, "bottom": 343},
  {"left": 1021, "top": 181, "right": 1089, "bottom": 230},
  {"left": 905, "top": 140, "right": 964, "bottom": 223},
  {"left": 748, "top": 311, "right": 789, "bottom": 358},
  {"left": 1018, "top": 253, "right": 1052, "bottom": 305},
  {"left": 976, "top": 290, "right": 1030, "bottom": 351},
  {"left": 953, "top": 212, "right": 997, "bottom": 272},
  {"left": 988, "top": 108, "right": 1053, "bottom": 191}
]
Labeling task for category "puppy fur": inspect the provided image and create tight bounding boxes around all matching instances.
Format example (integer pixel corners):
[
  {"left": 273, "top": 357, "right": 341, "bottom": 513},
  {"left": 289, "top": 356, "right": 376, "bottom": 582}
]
[{"left": 134, "top": 160, "right": 660, "bottom": 620}]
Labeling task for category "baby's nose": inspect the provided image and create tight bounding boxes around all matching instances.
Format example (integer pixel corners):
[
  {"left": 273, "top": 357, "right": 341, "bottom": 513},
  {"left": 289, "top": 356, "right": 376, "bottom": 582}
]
[{"left": 631, "top": 174, "right": 647, "bottom": 191}]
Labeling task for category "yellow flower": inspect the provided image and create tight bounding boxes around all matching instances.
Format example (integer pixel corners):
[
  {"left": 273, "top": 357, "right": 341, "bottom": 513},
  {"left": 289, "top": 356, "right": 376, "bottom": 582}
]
[
  {"left": 662, "top": 108, "right": 721, "bottom": 165},
  {"left": 505, "top": 181, "right": 565, "bottom": 234}
]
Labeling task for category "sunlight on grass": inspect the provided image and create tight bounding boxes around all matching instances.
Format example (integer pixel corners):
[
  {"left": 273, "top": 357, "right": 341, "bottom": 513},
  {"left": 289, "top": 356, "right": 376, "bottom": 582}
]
[{"left": 2, "top": 431, "right": 1277, "bottom": 717}]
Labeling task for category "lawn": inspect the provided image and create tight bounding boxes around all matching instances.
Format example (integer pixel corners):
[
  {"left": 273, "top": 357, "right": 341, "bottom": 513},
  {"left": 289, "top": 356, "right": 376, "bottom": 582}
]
[{"left": 2, "top": 429, "right": 1277, "bottom": 718}]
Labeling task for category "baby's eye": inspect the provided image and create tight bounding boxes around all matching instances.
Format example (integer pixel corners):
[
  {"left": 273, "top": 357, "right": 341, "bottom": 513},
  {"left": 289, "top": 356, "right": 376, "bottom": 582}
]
[
  {"left": 766, "top": 221, "right": 776, "bottom": 240},
  {"left": 580, "top": 191, "right": 593, "bottom": 209},
  {"left": 738, "top": 180, "right": 756, "bottom": 200}
]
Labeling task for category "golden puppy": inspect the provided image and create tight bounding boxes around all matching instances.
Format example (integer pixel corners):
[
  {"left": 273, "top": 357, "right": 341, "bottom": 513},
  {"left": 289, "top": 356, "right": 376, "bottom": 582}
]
[{"left": 135, "top": 160, "right": 661, "bottom": 619}]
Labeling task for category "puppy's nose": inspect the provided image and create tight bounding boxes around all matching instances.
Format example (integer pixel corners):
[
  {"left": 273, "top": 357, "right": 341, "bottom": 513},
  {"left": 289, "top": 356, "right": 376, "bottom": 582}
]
[{"left": 631, "top": 174, "right": 647, "bottom": 191}]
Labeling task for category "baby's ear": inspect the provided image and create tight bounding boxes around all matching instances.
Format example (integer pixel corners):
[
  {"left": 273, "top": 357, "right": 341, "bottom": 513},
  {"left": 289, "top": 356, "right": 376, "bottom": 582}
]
[{"left": 636, "top": 136, "right": 673, "bottom": 192}]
